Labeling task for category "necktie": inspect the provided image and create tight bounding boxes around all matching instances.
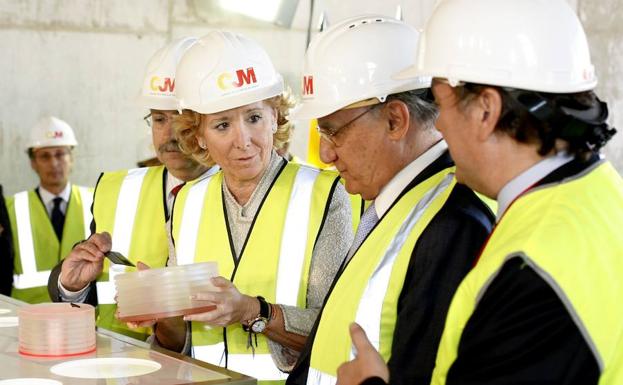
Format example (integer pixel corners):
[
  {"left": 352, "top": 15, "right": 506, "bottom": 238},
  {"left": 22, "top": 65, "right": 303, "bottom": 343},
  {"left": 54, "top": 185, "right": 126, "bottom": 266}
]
[
  {"left": 165, "top": 183, "right": 185, "bottom": 222},
  {"left": 171, "top": 183, "right": 184, "bottom": 197},
  {"left": 51, "top": 197, "right": 65, "bottom": 241},
  {"left": 346, "top": 202, "right": 379, "bottom": 262}
]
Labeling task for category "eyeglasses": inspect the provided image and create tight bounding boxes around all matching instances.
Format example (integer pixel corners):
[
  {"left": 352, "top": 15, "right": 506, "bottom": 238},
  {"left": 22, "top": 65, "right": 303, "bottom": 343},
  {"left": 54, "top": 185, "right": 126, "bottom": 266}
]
[
  {"left": 143, "top": 113, "right": 152, "bottom": 127},
  {"left": 33, "top": 149, "right": 70, "bottom": 162},
  {"left": 144, "top": 112, "right": 175, "bottom": 128},
  {"left": 316, "top": 104, "right": 382, "bottom": 147}
]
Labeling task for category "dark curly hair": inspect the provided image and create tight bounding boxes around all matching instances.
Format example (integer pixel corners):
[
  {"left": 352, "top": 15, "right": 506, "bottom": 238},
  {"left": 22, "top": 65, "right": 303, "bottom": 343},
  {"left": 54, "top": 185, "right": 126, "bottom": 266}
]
[{"left": 455, "top": 84, "right": 616, "bottom": 160}]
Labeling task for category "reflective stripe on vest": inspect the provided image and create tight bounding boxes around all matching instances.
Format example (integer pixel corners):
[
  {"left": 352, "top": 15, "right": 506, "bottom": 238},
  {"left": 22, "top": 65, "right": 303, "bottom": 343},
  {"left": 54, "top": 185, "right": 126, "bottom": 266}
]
[
  {"left": 309, "top": 168, "right": 456, "bottom": 384},
  {"left": 77, "top": 186, "right": 93, "bottom": 237},
  {"left": 354, "top": 173, "right": 454, "bottom": 353},
  {"left": 175, "top": 175, "right": 212, "bottom": 266},
  {"left": 12, "top": 187, "right": 93, "bottom": 290},
  {"left": 92, "top": 166, "right": 169, "bottom": 340},
  {"left": 174, "top": 166, "right": 220, "bottom": 266},
  {"left": 13, "top": 191, "right": 38, "bottom": 289},
  {"left": 96, "top": 168, "right": 148, "bottom": 305},
  {"left": 431, "top": 161, "right": 623, "bottom": 385},
  {"left": 193, "top": 344, "right": 289, "bottom": 381},
  {"left": 307, "top": 368, "right": 336, "bottom": 385},
  {"left": 276, "top": 166, "right": 319, "bottom": 305}
]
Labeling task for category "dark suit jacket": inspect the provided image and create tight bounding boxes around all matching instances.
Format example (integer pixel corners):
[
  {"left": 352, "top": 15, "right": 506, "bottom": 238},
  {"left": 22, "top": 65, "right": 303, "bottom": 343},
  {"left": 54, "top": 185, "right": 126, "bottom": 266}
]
[
  {"left": 287, "top": 150, "right": 495, "bottom": 385},
  {"left": 0, "top": 184, "right": 14, "bottom": 296}
]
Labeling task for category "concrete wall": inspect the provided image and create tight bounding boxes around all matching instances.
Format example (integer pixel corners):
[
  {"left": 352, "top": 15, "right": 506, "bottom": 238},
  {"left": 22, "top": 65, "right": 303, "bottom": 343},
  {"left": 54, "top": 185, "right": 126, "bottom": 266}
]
[
  {"left": 1, "top": 0, "right": 621, "bottom": 195},
  {"left": 580, "top": 0, "right": 623, "bottom": 169}
]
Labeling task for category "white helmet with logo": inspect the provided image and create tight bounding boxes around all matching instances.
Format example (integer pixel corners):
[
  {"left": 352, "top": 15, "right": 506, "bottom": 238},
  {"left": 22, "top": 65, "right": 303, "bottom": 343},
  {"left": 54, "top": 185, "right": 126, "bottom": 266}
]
[
  {"left": 396, "top": 0, "right": 597, "bottom": 93},
  {"left": 290, "top": 15, "right": 431, "bottom": 121},
  {"left": 175, "top": 30, "right": 284, "bottom": 114},
  {"left": 27, "top": 116, "right": 78, "bottom": 151},
  {"left": 139, "top": 36, "right": 198, "bottom": 110}
]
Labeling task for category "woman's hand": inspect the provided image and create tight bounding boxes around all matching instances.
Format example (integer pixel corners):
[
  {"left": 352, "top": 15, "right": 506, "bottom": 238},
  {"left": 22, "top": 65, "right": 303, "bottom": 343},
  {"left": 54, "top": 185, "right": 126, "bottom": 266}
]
[{"left": 183, "top": 276, "right": 260, "bottom": 327}]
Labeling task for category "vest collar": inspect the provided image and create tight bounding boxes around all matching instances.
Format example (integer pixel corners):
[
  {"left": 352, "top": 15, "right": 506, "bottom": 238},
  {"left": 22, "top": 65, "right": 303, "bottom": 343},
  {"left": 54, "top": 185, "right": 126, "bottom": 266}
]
[{"left": 497, "top": 152, "right": 573, "bottom": 220}]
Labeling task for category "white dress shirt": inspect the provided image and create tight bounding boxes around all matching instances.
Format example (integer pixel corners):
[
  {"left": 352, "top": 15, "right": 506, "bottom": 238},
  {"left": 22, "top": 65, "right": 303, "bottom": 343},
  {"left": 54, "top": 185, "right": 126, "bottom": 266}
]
[
  {"left": 496, "top": 151, "right": 574, "bottom": 220},
  {"left": 374, "top": 140, "right": 449, "bottom": 219},
  {"left": 38, "top": 183, "right": 71, "bottom": 217},
  {"left": 165, "top": 172, "right": 184, "bottom": 217}
]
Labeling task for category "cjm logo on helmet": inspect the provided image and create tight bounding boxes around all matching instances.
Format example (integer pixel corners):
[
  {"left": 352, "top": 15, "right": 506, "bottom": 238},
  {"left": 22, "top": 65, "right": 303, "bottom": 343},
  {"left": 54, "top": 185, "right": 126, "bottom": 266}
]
[
  {"left": 217, "top": 67, "right": 257, "bottom": 90},
  {"left": 302, "top": 75, "right": 313, "bottom": 96},
  {"left": 45, "top": 131, "right": 64, "bottom": 139},
  {"left": 150, "top": 76, "right": 175, "bottom": 93}
]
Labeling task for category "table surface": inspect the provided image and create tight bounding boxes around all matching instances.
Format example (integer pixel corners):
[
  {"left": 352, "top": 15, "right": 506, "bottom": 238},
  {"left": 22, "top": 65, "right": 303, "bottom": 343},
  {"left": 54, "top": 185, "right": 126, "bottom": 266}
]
[{"left": 0, "top": 294, "right": 256, "bottom": 385}]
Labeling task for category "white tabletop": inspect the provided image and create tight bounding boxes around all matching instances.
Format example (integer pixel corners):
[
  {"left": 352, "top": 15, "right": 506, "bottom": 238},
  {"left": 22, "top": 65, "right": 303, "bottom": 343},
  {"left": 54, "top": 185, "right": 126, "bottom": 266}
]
[{"left": 0, "top": 294, "right": 256, "bottom": 385}]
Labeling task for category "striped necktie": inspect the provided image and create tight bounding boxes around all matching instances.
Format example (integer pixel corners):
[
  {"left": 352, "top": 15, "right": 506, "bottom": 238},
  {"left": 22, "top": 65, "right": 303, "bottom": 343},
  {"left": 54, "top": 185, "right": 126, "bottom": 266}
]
[{"left": 346, "top": 202, "right": 379, "bottom": 262}]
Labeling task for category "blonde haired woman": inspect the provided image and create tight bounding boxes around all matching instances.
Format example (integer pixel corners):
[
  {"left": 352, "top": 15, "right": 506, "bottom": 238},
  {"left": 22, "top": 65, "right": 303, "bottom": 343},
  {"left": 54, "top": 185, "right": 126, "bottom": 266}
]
[{"left": 170, "top": 31, "right": 353, "bottom": 383}]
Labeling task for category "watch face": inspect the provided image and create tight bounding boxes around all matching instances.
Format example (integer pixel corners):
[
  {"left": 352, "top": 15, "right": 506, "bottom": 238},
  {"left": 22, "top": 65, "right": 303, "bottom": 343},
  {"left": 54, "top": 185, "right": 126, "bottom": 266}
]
[{"left": 251, "top": 319, "right": 267, "bottom": 333}]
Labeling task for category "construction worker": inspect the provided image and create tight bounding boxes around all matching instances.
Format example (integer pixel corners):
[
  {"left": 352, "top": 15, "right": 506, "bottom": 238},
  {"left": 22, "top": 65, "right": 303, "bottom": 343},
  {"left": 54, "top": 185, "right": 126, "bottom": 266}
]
[
  {"left": 169, "top": 30, "right": 353, "bottom": 383},
  {"left": 4, "top": 117, "right": 93, "bottom": 304},
  {"left": 285, "top": 15, "right": 494, "bottom": 385},
  {"left": 47, "top": 37, "right": 212, "bottom": 342},
  {"left": 336, "top": 1, "right": 623, "bottom": 385}
]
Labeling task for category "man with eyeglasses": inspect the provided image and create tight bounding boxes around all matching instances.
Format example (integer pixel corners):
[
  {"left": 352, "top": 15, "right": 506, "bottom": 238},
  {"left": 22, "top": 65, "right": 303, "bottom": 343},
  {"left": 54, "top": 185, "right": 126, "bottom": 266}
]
[
  {"left": 286, "top": 15, "right": 494, "bottom": 385},
  {"left": 4, "top": 116, "right": 93, "bottom": 304},
  {"left": 337, "top": 1, "right": 623, "bottom": 385},
  {"left": 47, "top": 37, "right": 212, "bottom": 343}
]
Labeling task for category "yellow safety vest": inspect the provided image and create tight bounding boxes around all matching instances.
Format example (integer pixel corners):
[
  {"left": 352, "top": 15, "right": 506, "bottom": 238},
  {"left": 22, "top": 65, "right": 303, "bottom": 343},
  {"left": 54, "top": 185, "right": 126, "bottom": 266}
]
[
  {"left": 6, "top": 185, "right": 93, "bottom": 303},
  {"left": 308, "top": 168, "right": 456, "bottom": 385},
  {"left": 432, "top": 161, "right": 623, "bottom": 385},
  {"left": 173, "top": 162, "right": 340, "bottom": 384},
  {"left": 93, "top": 166, "right": 169, "bottom": 340}
]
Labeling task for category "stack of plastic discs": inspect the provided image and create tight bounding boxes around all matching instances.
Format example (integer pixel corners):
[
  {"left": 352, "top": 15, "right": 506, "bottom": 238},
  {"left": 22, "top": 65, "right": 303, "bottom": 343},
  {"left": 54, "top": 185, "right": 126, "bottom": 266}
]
[
  {"left": 115, "top": 262, "right": 218, "bottom": 322},
  {"left": 18, "top": 303, "right": 96, "bottom": 357}
]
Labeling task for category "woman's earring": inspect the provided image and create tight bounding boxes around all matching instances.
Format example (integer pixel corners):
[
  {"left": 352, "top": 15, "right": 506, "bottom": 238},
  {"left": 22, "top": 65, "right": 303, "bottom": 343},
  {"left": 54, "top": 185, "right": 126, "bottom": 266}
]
[
  {"left": 198, "top": 139, "right": 206, "bottom": 149},
  {"left": 272, "top": 124, "right": 278, "bottom": 134}
]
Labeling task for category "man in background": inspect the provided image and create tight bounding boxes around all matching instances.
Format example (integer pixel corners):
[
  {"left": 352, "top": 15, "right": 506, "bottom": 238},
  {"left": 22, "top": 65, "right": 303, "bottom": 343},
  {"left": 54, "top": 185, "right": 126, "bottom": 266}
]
[{"left": 5, "top": 116, "right": 92, "bottom": 303}]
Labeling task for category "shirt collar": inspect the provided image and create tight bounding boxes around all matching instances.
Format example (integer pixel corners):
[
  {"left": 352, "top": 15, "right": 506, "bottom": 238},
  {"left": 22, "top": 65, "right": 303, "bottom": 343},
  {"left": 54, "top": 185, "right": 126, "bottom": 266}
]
[
  {"left": 165, "top": 171, "right": 184, "bottom": 198},
  {"left": 39, "top": 183, "right": 71, "bottom": 206},
  {"left": 374, "top": 140, "right": 448, "bottom": 218},
  {"left": 496, "top": 151, "right": 574, "bottom": 220}
]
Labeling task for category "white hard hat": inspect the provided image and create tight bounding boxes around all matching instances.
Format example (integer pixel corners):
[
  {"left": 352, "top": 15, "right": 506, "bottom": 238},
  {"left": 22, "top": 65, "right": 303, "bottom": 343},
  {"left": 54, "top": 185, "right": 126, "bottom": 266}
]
[
  {"left": 139, "top": 36, "right": 198, "bottom": 110},
  {"left": 27, "top": 116, "right": 78, "bottom": 150},
  {"left": 175, "top": 30, "right": 284, "bottom": 114},
  {"left": 396, "top": 0, "right": 597, "bottom": 93},
  {"left": 290, "top": 15, "right": 431, "bottom": 121}
]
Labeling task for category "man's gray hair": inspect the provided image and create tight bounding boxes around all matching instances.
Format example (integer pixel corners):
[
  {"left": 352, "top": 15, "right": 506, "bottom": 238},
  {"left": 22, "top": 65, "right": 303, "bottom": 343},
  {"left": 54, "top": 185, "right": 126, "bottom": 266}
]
[{"left": 385, "top": 89, "right": 438, "bottom": 130}]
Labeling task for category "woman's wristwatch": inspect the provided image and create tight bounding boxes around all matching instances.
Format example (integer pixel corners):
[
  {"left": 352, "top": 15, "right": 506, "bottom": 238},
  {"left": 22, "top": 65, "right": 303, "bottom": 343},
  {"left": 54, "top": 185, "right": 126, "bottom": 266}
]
[{"left": 243, "top": 296, "right": 272, "bottom": 333}]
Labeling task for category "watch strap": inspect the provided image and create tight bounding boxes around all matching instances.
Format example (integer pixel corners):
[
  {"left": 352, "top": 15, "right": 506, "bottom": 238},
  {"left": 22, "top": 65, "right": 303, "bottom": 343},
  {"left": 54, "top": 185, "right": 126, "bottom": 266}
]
[
  {"left": 257, "top": 296, "right": 270, "bottom": 319},
  {"left": 242, "top": 296, "right": 271, "bottom": 332}
]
